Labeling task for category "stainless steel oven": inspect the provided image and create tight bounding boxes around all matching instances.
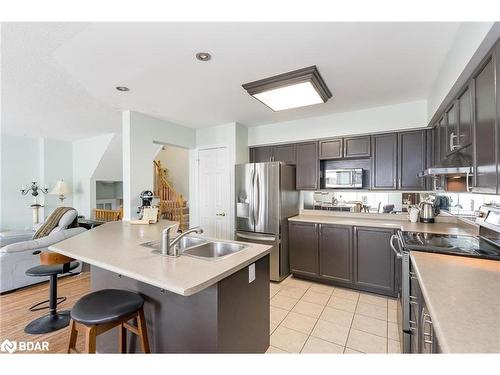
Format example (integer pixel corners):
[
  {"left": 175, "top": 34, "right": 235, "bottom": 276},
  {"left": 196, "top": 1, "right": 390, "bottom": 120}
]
[{"left": 324, "top": 168, "right": 363, "bottom": 189}]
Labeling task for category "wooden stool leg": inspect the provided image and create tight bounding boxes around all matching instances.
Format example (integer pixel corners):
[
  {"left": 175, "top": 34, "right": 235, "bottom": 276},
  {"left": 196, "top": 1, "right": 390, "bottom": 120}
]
[
  {"left": 66, "top": 319, "right": 78, "bottom": 353},
  {"left": 85, "top": 326, "right": 97, "bottom": 354},
  {"left": 118, "top": 323, "right": 127, "bottom": 353},
  {"left": 136, "top": 307, "right": 150, "bottom": 353}
]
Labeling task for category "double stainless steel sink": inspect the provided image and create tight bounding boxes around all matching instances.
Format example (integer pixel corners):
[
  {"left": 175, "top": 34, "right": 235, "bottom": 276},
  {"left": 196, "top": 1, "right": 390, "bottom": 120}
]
[{"left": 140, "top": 236, "right": 247, "bottom": 260}]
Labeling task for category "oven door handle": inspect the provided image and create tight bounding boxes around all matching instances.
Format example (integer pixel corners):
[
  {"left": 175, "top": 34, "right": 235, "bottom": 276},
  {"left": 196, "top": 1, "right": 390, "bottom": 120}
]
[{"left": 390, "top": 234, "right": 402, "bottom": 259}]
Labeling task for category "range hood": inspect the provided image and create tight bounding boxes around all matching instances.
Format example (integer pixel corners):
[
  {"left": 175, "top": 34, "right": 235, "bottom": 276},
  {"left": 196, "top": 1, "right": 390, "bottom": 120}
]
[{"left": 418, "top": 148, "right": 473, "bottom": 177}]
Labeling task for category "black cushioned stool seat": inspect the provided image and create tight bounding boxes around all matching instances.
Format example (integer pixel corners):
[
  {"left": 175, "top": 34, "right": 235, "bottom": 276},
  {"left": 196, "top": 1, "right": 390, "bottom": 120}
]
[
  {"left": 26, "top": 262, "right": 79, "bottom": 277},
  {"left": 71, "top": 289, "right": 144, "bottom": 325},
  {"left": 67, "top": 289, "right": 150, "bottom": 354}
]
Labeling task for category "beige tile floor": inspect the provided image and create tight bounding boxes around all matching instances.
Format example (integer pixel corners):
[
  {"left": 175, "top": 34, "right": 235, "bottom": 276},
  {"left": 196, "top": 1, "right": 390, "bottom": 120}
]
[{"left": 267, "top": 276, "right": 401, "bottom": 354}]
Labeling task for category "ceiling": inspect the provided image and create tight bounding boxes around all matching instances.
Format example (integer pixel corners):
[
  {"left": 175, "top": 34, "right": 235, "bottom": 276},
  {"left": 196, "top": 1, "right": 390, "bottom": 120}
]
[{"left": 2, "top": 22, "right": 462, "bottom": 140}]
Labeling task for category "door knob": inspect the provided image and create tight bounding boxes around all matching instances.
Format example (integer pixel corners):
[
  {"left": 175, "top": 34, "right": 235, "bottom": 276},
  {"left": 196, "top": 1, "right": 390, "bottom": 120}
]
[{"left": 216, "top": 212, "right": 226, "bottom": 217}]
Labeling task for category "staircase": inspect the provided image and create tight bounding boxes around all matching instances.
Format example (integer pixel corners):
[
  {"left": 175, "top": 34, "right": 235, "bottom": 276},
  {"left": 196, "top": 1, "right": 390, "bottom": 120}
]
[{"left": 153, "top": 160, "right": 189, "bottom": 230}]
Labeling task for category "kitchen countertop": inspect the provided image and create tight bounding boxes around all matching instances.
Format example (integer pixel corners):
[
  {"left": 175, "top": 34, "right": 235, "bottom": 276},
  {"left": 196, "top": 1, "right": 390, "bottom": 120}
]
[
  {"left": 410, "top": 251, "right": 500, "bottom": 353},
  {"left": 289, "top": 213, "right": 477, "bottom": 235},
  {"left": 49, "top": 220, "right": 271, "bottom": 296}
]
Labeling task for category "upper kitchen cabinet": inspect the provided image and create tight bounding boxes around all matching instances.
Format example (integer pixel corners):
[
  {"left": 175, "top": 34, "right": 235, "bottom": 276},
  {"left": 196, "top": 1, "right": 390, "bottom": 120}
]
[
  {"left": 446, "top": 103, "right": 458, "bottom": 153},
  {"left": 250, "top": 144, "right": 296, "bottom": 164},
  {"left": 273, "top": 144, "right": 297, "bottom": 164},
  {"left": 296, "top": 141, "right": 319, "bottom": 190},
  {"left": 438, "top": 115, "right": 448, "bottom": 159},
  {"left": 251, "top": 146, "right": 273, "bottom": 163},
  {"left": 432, "top": 124, "right": 440, "bottom": 165},
  {"left": 457, "top": 85, "right": 473, "bottom": 148},
  {"left": 319, "top": 138, "right": 343, "bottom": 159},
  {"left": 319, "top": 136, "right": 371, "bottom": 159},
  {"left": 371, "top": 133, "right": 398, "bottom": 190},
  {"left": 398, "top": 130, "right": 427, "bottom": 190},
  {"left": 343, "top": 136, "right": 371, "bottom": 158},
  {"left": 473, "top": 55, "right": 497, "bottom": 194}
]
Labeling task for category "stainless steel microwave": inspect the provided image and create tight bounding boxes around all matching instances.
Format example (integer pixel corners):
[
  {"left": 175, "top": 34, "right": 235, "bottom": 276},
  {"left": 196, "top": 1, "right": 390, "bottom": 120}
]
[{"left": 324, "top": 168, "right": 363, "bottom": 188}]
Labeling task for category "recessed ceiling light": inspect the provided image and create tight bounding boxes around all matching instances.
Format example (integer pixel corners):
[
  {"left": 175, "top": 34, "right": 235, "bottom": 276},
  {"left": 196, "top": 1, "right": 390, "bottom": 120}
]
[
  {"left": 242, "top": 66, "right": 332, "bottom": 111},
  {"left": 115, "top": 86, "right": 130, "bottom": 92},
  {"left": 196, "top": 52, "right": 211, "bottom": 61}
]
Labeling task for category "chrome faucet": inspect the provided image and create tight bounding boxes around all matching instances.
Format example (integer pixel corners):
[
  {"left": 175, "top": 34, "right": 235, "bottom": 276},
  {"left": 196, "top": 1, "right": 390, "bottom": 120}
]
[{"left": 160, "top": 226, "right": 204, "bottom": 257}]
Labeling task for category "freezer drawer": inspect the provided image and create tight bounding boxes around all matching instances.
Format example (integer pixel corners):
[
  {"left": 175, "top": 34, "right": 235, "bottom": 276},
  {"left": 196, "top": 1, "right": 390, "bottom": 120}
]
[{"left": 235, "top": 231, "right": 284, "bottom": 281}]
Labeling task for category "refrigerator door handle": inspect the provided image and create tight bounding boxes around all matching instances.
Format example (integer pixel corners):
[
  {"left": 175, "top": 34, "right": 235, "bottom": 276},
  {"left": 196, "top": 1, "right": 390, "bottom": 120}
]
[
  {"left": 236, "top": 232, "right": 277, "bottom": 242},
  {"left": 255, "top": 170, "right": 261, "bottom": 227},
  {"left": 250, "top": 168, "right": 256, "bottom": 226}
]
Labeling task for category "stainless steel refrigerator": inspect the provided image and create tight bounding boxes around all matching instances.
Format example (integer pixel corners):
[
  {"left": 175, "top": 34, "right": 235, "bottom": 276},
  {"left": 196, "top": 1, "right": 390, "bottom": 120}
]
[{"left": 235, "top": 162, "right": 299, "bottom": 281}]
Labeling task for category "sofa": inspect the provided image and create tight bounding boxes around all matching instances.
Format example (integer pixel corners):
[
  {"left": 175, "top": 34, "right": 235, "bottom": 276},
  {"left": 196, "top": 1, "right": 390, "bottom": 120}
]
[{"left": 0, "top": 209, "right": 86, "bottom": 294}]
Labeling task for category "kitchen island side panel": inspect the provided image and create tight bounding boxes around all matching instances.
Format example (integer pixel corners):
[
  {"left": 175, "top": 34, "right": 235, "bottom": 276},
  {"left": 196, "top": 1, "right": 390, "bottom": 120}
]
[{"left": 90, "top": 254, "right": 270, "bottom": 353}]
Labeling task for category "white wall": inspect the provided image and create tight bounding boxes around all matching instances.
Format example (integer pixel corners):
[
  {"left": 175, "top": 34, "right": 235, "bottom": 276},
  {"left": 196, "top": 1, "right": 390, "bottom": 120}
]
[
  {"left": 0, "top": 134, "right": 74, "bottom": 230},
  {"left": 427, "top": 22, "right": 494, "bottom": 120},
  {"left": 40, "top": 138, "right": 73, "bottom": 216},
  {"left": 122, "top": 110, "right": 195, "bottom": 220},
  {"left": 93, "top": 134, "right": 123, "bottom": 182},
  {"left": 155, "top": 145, "right": 190, "bottom": 199},
  {"left": 72, "top": 133, "right": 114, "bottom": 219},
  {"left": 0, "top": 134, "right": 41, "bottom": 230},
  {"left": 248, "top": 100, "right": 427, "bottom": 146}
]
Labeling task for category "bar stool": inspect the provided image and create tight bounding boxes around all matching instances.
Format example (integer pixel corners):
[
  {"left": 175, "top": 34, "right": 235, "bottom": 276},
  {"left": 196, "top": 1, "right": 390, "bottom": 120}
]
[
  {"left": 66, "top": 289, "right": 150, "bottom": 354},
  {"left": 24, "top": 253, "right": 79, "bottom": 334}
]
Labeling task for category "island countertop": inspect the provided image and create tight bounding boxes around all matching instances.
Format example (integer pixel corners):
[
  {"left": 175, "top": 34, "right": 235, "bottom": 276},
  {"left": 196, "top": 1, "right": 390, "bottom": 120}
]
[
  {"left": 410, "top": 251, "right": 500, "bottom": 353},
  {"left": 49, "top": 220, "right": 271, "bottom": 296}
]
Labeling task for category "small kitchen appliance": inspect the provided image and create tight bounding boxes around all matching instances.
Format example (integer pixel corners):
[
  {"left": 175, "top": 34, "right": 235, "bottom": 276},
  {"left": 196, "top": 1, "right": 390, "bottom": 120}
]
[
  {"left": 418, "top": 201, "right": 436, "bottom": 223},
  {"left": 324, "top": 168, "right": 363, "bottom": 189}
]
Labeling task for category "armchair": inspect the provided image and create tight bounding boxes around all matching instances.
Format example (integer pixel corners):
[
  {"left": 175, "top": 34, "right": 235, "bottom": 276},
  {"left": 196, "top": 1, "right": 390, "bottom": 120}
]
[{"left": 0, "top": 208, "right": 86, "bottom": 294}]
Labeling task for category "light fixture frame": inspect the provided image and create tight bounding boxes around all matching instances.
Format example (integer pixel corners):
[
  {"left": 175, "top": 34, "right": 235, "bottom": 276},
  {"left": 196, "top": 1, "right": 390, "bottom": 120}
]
[{"left": 242, "top": 65, "right": 332, "bottom": 111}]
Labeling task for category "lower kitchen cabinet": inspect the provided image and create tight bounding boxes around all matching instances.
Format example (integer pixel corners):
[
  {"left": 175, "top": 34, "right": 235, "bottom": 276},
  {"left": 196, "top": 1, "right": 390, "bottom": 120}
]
[
  {"left": 353, "top": 227, "right": 396, "bottom": 296},
  {"left": 319, "top": 224, "right": 352, "bottom": 284},
  {"left": 288, "top": 222, "right": 319, "bottom": 277},
  {"left": 288, "top": 221, "right": 396, "bottom": 297}
]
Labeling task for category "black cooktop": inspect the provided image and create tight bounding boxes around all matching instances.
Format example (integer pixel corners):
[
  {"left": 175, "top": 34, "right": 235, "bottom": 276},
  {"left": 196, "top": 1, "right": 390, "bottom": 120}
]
[{"left": 400, "top": 231, "right": 500, "bottom": 260}]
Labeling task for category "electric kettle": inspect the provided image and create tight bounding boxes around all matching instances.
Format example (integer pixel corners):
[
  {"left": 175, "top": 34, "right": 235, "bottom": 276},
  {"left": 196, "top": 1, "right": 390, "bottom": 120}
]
[{"left": 419, "top": 201, "right": 435, "bottom": 223}]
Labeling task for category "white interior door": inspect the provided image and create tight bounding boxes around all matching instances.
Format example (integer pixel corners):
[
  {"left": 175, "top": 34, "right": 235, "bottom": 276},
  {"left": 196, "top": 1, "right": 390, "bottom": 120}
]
[{"left": 198, "top": 147, "right": 231, "bottom": 239}]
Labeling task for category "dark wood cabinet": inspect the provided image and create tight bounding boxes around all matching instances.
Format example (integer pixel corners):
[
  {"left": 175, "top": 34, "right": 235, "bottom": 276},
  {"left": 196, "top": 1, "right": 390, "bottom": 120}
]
[
  {"left": 250, "top": 144, "right": 296, "bottom": 164},
  {"left": 289, "top": 222, "right": 319, "bottom": 276},
  {"left": 296, "top": 142, "right": 319, "bottom": 190},
  {"left": 289, "top": 221, "right": 396, "bottom": 297},
  {"left": 432, "top": 124, "right": 440, "bottom": 165},
  {"left": 319, "top": 224, "right": 352, "bottom": 284},
  {"left": 458, "top": 86, "right": 473, "bottom": 148},
  {"left": 343, "top": 136, "right": 371, "bottom": 158},
  {"left": 371, "top": 133, "right": 398, "bottom": 190},
  {"left": 319, "top": 139, "right": 342, "bottom": 159},
  {"left": 353, "top": 227, "right": 395, "bottom": 295},
  {"left": 251, "top": 146, "right": 273, "bottom": 163},
  {"left": 446, "top": 103, "right": 458, "bottom": 153},
  {"left": 438, "top": 116, "right": 448, "bottom": 159},
  {"left": 473, "top": 56, "right": 497, "bottom": 193},
  {"left": 273, "top": 144, "right": 296, "bottom": 164},
  {"left": 398, "top": 130, "right": 426, "bottom": 190}
]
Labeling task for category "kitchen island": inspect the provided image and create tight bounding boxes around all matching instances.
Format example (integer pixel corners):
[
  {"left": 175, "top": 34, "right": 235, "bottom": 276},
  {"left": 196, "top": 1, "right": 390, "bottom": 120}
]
[{"left": 49, "top": 220, "right": 271, "bottom": 353}]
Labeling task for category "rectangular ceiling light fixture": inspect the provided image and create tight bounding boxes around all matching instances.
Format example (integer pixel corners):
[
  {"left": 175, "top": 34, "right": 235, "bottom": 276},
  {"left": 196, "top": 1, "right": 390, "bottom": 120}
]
[{"left": 242, "top": 65, "right": 332, "bottom": 111}]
